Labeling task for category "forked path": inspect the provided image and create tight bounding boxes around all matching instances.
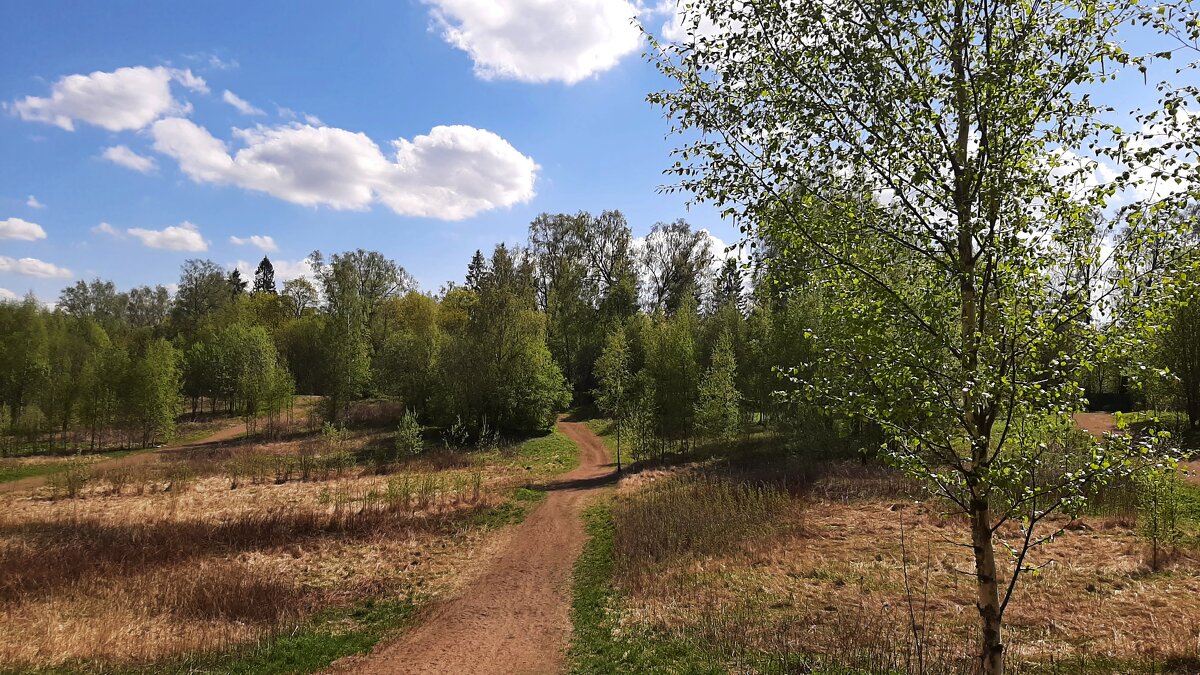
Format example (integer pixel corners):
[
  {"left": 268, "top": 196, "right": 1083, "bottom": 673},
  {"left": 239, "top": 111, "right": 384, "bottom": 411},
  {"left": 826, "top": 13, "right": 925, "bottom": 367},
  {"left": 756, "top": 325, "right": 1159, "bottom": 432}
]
[{"left": 342, "top": 419, "right": 613, "bottom": 675}]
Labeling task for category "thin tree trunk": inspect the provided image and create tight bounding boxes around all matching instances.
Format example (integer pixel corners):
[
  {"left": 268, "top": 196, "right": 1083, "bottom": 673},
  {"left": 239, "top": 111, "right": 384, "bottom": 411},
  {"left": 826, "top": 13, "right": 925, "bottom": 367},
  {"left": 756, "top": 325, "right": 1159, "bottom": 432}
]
[{"left": 970, "top": 494, "right": 1004, "bottom": 674}]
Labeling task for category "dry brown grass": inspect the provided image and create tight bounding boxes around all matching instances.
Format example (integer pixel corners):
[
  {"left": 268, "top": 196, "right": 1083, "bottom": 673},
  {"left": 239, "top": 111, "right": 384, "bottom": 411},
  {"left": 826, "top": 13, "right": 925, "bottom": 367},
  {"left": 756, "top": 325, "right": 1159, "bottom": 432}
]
[
  {"left": 0, "top": 427, "right": 525, "bottom": 670},
  {"left": 611, "top": 465, "right": 1200, "bottom": 672}
]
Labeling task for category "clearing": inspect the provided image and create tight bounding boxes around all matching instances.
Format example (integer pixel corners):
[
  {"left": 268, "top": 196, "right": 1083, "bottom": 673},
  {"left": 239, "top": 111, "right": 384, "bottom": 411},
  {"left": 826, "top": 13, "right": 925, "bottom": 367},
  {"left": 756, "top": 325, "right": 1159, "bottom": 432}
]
[{"left": 0, "top": 404, "right": 589, "bottom": 672}]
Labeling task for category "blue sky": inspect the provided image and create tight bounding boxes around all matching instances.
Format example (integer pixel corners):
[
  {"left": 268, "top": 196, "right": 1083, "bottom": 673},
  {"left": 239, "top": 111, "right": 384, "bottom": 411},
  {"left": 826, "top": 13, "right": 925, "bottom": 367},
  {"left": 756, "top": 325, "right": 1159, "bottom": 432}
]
[
  {"left": 0, "top": 0, "right": 730, "bottom": 300},
  {"left": 0, "top": 1, "right": 1185, "bottom": 303}
]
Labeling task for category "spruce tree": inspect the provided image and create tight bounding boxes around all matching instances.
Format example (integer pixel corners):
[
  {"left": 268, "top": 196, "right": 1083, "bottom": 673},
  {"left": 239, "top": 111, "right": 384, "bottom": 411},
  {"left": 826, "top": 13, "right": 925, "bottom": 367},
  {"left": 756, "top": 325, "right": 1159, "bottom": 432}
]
[
  {"left": 227, "top": 269, "right": 248, "bottom": 298},
  {"left": 694, "top": 329, "right": 740, "bottom": 442},
  {"left": 253, "top": 256, "right": 277, "bottom": 295},
  {"left": 465, "top": 249, "right": 488, "bottom": 291}
]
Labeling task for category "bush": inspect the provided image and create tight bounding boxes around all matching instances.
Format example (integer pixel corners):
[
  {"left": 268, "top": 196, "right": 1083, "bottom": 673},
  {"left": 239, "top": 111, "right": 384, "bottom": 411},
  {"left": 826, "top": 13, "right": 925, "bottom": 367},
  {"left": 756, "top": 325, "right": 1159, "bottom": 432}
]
[
  {"left": 164, "top": 463, "right": 196, "bottom": 493},
  {"left": 395, "top": 410, "right": 424, "bottom": 459},
  {"left": 46, "top": 457, "right": 90, "bottom": 499},
  {"left": 1137, "top": 466, "right": 1181, "bottom": 571},
  {"left": 443, "top": 415, "right": 470, "bottom": 450},
  {"left": 105, "top": 466, "right": 132, "bottom": 495}
]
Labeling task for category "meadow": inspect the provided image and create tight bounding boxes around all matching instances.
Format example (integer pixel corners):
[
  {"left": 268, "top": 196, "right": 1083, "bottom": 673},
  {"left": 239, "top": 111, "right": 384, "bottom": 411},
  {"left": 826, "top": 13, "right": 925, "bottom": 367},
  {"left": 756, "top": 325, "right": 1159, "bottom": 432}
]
[
  {"left": 0, "top": 401, "right": 579, "bottom": 673},
  {"left": 570, "top": 423, "right": 1200, "bottom": 674}
]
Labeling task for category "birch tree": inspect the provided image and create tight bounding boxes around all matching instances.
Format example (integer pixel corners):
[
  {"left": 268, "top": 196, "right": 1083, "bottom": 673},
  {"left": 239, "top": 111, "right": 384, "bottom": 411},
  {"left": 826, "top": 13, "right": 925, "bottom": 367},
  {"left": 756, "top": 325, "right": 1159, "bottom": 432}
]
[{"left": 648, "top": 1, "right": 1198, "bottom": 671}]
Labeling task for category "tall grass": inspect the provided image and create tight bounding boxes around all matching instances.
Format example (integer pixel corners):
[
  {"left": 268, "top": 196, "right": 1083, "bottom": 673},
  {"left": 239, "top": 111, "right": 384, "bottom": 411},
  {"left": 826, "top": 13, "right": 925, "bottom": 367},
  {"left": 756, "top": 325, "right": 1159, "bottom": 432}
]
[
  {"left": 0, "top": 492, "right": 481, "bottom": 604},
  {"left": 612, "top": 475, "right": 792, "bottom": 586}
]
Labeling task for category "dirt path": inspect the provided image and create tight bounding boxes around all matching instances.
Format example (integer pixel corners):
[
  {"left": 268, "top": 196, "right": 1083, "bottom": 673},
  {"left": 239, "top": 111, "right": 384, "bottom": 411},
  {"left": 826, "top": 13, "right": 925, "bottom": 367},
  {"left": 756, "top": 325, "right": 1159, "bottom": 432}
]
[
  {"left": 339, "top": 419, "right": 614, "bottom": 675},
  {"left": 1070, "top": 412, "right": 1200, "bottom": 486},
  {"left": 0, "top": 418, "right": 247, "bottom": 495},
  {"left": 1073, "top": 412, "right": 1117, "bottom": 439}
]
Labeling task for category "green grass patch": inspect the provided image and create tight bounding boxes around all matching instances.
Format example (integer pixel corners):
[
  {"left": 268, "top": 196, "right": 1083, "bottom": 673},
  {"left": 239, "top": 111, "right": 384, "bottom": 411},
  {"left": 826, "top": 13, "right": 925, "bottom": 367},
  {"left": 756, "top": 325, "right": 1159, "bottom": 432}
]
[
  {"left": 467, "top": 489, "right": 546, "bottom": 529},
  {"left": 168, "top": 598, "right": 417, "bottom": 675},
  {"left": 0, "top": 449, "right": 140, "bottom": 485},
  {"left": 482, "top": 429, "right": 580, "bottom": 479},
  {"left": 1177, "top": 480, "right": 1200, "bottom": 526},
  {"left": 512, "top": 486, "right": 546, "bottom": 502},
  {"left": 584, "top": 418, "right": 620, "bottom": 456},
  {"left": 568, "top": 503, "right": 725, "bottom": 674},
  {"left": 0, "top": 461, "right": 66, "bottom": 484},
  {"left": 171, "top": 425, "right": 237, "bottom": 445}
]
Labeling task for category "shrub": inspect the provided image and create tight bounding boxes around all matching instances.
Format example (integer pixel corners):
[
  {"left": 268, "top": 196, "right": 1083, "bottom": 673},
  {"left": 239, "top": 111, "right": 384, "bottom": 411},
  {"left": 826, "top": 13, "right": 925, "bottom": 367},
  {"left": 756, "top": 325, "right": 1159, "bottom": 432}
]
[
  {"left": 395, "top": 410, "right": 424, "bottom": 459},
  {"left": 15, "top": 405, "right": 46, "bottom": 446},
  {"left": 321, "top": 422, "right": 349, "bottom": 451},
  {"left": 46, "top": 457, "right": 90, "bottom": 499},
  {"left": 273, "top": 454, "right": 298, "bottom": 483},
  {"left": 1137, "top": 466, "right": 1181, "bottom": 571},
  {"left": 470, "top": 469, "right": 483, "bottom": 503},
  {"left": 105, "top": 466, "right": 132, "bottom": 495},
  {"left": 164, "top": 463, "right": 196, "bottom": 493},
  {"left": 416, "top": 474, "right": 440, "bottom": 511},
  {"left": 323, "top": 448, "right": 355, "bottom": 477},
  {"left": 475, "top": 417, "right": 500, "bottom": 451},
  {"left": 386, "top": 475, "right": 414, "bottom": 510},
  {"left": 443, "top": 415, "right": 470, "bottom": 450}
]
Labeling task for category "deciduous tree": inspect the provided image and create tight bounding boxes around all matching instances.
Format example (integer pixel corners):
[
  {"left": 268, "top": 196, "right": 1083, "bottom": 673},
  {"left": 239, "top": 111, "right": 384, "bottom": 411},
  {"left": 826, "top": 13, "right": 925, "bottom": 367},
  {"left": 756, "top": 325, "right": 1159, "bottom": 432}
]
[{"left": 649, "top": 2, "right": 1197, "bottom": 670}]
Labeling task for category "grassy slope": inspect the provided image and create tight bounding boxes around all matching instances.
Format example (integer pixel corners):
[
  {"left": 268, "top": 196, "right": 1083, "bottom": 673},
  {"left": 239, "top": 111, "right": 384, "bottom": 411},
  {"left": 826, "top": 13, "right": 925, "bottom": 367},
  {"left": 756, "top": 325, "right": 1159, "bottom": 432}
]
[
  {"left": 494, "top": 428, "right": 582, "bottom": 476},
  {"left": 583, "top": 419, "right": 618, "bottom": 455},
  {"left": 0, "top": 461, "right": 68, "bottom": 484}
]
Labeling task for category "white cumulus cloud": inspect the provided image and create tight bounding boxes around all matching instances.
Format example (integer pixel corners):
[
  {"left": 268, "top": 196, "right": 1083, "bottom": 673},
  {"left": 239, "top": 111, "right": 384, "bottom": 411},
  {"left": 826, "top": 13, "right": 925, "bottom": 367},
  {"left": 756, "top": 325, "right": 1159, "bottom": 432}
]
[
  {"left": 230, "top": 234, "right": 278, "bottom": 252},
  {"left": 222, "top": 90, "right": 264, "bottom": 116},
  {"left": 0, "top": 217, "right": 47, "bottom": 241},
  {"left": 151, "top": 119, "right": 538, "bottom": 219},
  {"left": 127, "top": 221, "right": 208, "bottom": 251},
  {"left": 26, "top": 195, "right": 44, "bottom": 209},
  {"left": 0, "top": 256, "right": 72, "bottom": 278},
  {"left": 11, "top": 66, "right": 202, "bottom": 132},
  {"left": 102, "top": 144, "right": 158, "bottom": 172},
  {"left": 0, "top": 288, "right": 17, "bottom": 302},
  {"left": 424, "top": 0, "right": 641, "bottom": 84}
]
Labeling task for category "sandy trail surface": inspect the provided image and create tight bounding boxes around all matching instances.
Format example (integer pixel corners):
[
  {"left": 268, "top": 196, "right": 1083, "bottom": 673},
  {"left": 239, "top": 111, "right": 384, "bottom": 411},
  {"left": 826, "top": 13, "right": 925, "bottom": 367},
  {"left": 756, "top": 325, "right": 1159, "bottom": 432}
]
[
  {"left": 1071, "top": 412, "right": 1200, "bottom": 486},
  {"left": 1072, "top": 412, "right": 1117, "bottom": 439},
  {"left": 337, "top": 418, "right": 614, "bottom": 675},
  {"left": 0, "top": 418, "right": 247, "bottom": 495}
]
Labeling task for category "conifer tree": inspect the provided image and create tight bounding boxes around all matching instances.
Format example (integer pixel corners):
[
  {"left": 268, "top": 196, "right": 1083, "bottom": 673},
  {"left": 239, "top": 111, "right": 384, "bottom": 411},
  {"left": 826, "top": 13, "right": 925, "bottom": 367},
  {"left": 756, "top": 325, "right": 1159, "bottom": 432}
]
[
  {"left": 253, "top": 256, "right": 277, "bottom": 295},
  {"left": 695, "top": 328, "right": 741, "bottom": 441}
]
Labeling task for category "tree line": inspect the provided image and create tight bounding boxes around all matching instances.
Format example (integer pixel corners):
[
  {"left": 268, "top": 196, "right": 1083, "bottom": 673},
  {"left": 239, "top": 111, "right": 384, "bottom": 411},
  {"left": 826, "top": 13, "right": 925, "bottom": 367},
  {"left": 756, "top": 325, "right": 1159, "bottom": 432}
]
[
  {"left": 0, "top": 212, "right": 824, "bottom": 453},
  {"left": 2, "top": 207, "right": 1198, "bottom": 457}
]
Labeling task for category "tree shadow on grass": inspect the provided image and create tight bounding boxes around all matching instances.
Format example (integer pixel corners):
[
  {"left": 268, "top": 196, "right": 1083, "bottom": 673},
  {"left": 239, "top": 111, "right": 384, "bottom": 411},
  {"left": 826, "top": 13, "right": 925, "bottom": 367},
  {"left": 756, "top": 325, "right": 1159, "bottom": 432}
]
[{"left": 0, "top": 502, "right": 480, "bottom": 603}]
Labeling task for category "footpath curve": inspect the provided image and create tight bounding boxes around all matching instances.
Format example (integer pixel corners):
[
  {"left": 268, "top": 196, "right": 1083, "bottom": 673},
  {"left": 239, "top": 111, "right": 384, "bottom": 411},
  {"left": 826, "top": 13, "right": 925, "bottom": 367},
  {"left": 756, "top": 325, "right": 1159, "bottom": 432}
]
[{"left": 340, "top": 418, "right": 613, "bottom": 675}]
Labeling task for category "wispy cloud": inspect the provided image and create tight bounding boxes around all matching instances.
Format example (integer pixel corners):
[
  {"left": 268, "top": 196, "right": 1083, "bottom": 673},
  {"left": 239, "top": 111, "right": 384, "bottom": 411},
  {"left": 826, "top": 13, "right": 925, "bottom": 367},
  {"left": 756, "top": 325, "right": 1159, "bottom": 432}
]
[{"left": 222, "top": 90, "right": 264, "bottom": 116}]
